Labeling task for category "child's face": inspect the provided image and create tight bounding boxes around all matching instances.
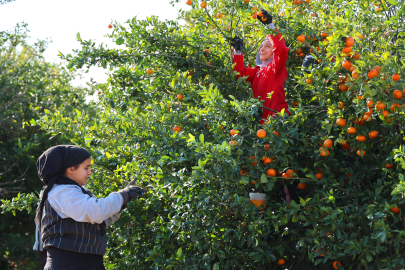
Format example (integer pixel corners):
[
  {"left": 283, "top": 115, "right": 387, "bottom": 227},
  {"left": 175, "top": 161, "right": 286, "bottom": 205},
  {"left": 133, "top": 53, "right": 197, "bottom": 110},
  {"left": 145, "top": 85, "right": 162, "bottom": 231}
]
[
  {"left": 259, "top": 40, "right": 273, "bottom": 62},
  {"left": 65, "top": 158, "right": 92, "bottom": 186}
]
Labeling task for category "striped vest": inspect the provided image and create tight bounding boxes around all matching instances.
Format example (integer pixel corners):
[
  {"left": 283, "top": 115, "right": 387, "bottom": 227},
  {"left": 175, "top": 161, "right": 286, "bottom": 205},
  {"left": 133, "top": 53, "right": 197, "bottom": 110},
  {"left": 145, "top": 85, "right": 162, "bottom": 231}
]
[{"left": 41, "top": 199, "right": 107, "bottom": 255}]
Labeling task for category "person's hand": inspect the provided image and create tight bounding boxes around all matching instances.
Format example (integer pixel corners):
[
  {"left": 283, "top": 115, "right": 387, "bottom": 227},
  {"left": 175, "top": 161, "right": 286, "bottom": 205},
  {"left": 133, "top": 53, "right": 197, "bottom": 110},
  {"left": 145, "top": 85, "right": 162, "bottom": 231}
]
[
  {"left": 257, "top": 9, "right": 272, "bottom": 25},
  {"left": 231, "top": 34, "right": 244, "bottom": 52},
  {"left": 118, "top": 180, "right": 146, "bottom": 206},
  {"left": 124, "top": 186, "right": 146, "bottom": 201}
]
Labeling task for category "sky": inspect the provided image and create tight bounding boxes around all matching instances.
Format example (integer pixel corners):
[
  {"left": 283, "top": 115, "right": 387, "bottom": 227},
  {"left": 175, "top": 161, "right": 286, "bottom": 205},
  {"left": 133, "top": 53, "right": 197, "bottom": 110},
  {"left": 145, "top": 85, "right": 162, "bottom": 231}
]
[{"left": 0, "top": 0, "right": 183, "bottom": 88}]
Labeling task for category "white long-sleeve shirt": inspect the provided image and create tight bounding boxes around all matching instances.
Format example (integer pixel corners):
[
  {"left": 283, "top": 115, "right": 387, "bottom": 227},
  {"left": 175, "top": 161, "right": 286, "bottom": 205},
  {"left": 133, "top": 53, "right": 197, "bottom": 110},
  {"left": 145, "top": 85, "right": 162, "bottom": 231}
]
[
  {"left": 33, "top": 185, "right": 124, "bottom": 251},
  {"left": 48, "top": 184, "right": 124, "bottom": 224}
]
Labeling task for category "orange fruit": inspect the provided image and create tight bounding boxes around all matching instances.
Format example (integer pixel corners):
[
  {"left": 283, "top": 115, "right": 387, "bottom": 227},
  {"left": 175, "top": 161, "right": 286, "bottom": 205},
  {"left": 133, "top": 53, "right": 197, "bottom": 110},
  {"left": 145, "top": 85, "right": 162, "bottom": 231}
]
[
  {"left": 217, "top": 13, "right": 222, "bottom": 18},
  {"left": 306, "top": 78, "right": 313, "bottom": 84},
  {"left": 229, "top": 140, "right": 238, "bottom": 146},
  {"left": 391, "top": 206, "right": 400, "bottom": 213},
  {"left": 336, "top": 118, "right": 346, "bottom": 126},
  {"left": 338, "top": 102, "right": 345, "bottom": 109},
  {"left": 293, "top": 101, "right": 299, "bottom": 106},
  {"left": 257, "top": 129, "right": 267, "bottom": 138},
  {"left": 108, "top": 24, "right": 113, "bottom": 29},
  {"left": 365, "top": 108, "right": 373, "bottom": 115},
  {"left": 357, "top": 149, "right": 366, "bottom": 156},
  {"left": 249, "top": 156, "right": 257, "bottom": 166},
  {"left": 297, "top": 35, "right": 306, "bottom": 42},
  {"left": 252, "top": 12, "right": 257, "bottom": 19},
  {"left": 320, "top": 147, "right": 330, "bottom": 156},
  {"left": 266, "top": 168, "right": 276, "bottom": 177},
  {"left": 286, "top": 169, "right": 294, "bottom": 178},
  {"left": 339, "top": 139, "right": 347, "bottom": 145},
  {"left": 298, "top": 183, "right": 307, "bottom": 189},
  {"left": 296, "top": 48, "right": 302, "bottom": 54},
  {"left": 282, "top": 172, "right": 290, "bottom": 180},
  {"left": 342, "top": 46, "right": 352, "bottom": 53},
  {"left": 357, "top": 34, "right": 364, "bottom": 39},
  {"left": 392, "top": 73, "right": 401, "bottom": 81},
  {"left": 324, "top": 139, "right": 333, "bottom": 148},
  {"left": 273, "top": 131, "right": 281, "bottom": 137},
  {"left": 257, "top": 10, "right": 264, "bottom": 17},
  {"left": 347, "top": 127, "right": 356, "bottom": 134},
  {"left": 342, "top": 60, "right": 352, "bottom": 70},
  {"left": 333, "top": 261, "right": 342, "bottom": 269},
  {"left": 345, "top": 37, "right": 355, "bottom": 46},
  {"left": 374, "top": 66, "right": 382, "bottom": 73},
  {"left": 341, "top": 143, "right": 350, "bottom": 149},
  {"left": 356, "top": 135, "right": 366, "bottom": 142},
  {"left": 382, "top": 110, "right": 389, "bottom": 117},
  {"left": 376, "top": 102, "right": 385, "bottom": 110},
  {"left": 367, "top": 100, "right": 374, "bottom": 108},
  {"left": 368, "top": 69, "right": 378, "bottom": 79},
  {"left": 240, "top": 169, "right": 248, "bottom": 175},
  {"left": 204, "top": 48, "right": 210, "bottom": 53},
  {"left": 277, "top": 258, "right": 286, "bottom": 265},
  {"left": 352, "top": 52, "right": 360, "bottom": 59},
  {"left": 362, "top": 114, "right": 371, "bottom": 121},
  {"left": 200, "top": 1, "right": 207, "bottom": 8},
  {"left": 230, "top": 129, "right": 239, "bottom": 136},
  {"left": 177, "top": 94, "right": 183, "bottom": 100},
  {"left": 369, "top": 131, "right": 378, "bottom": 139},
  {"left": 393, "top": 90, "right": 403, "bottom": 99},
  {"left": 264, "top": 144, "right": 270, "bottom": 150},
  {"left": 315, "top": 172, "right": 322, "bottom": 180},
  {"left": 186, "top": 0, "right": 192, "bottom": 4},
  {"left": 321, "top": 32, "right": 328, "bottom": 37},
  {"left": 390, "top": 103, "right": 401, "bottom": 111},
  {"left": 146, "top": 68, "right": 154, "bottom": 75},
  {"left": 339, "top": 84, "right": 348, "bottom": 92},
  {"left": 263, "top": 157, "right": 272, "bottom": 164},
  {"left": 385, "top": 163, "right": 394, "bottom": 169},
  {"left": 173, "top": 125, "right": 182, "bottom": 132}
]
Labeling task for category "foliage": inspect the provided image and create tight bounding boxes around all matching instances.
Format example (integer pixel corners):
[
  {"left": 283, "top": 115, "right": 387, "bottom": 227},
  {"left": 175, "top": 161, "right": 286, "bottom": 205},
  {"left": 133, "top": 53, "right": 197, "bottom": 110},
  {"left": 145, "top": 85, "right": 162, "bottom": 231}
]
[
  {"left": 0, "top": 23, "right": 92, "bottom": 268},
  {"left": 7, "top": 0, "right": 405, "bottom": 269}
]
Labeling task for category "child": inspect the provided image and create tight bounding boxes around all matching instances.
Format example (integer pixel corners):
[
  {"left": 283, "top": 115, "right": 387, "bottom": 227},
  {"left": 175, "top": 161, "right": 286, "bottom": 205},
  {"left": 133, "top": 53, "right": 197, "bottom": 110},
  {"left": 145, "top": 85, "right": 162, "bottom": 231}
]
[
  {"left": 35, "top": 145, "right": 145, "bottom": 270},
  {"left": 232, "top": 9, "right": 290, "bottom": 124}
]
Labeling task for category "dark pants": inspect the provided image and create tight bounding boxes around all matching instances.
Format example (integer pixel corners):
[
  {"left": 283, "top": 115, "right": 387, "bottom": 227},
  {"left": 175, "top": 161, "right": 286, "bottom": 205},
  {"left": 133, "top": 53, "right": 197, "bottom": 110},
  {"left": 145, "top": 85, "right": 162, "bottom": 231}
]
[
  {"left": 44, "top": 247, "right": 105, "bottom": 270},
  {"left": 39, "top": 250, "right": 47, "bottom": 270}
]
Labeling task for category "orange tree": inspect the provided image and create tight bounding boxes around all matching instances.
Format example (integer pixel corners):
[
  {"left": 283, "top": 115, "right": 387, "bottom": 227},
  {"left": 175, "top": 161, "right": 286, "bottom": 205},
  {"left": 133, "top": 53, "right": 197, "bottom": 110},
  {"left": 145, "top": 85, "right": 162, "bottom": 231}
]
[
  {"left": 6, "top": 0, "right": 405, "bottom": 268},
  {"left": 0, "top": 23, "right": 94, "bottom": 268}
]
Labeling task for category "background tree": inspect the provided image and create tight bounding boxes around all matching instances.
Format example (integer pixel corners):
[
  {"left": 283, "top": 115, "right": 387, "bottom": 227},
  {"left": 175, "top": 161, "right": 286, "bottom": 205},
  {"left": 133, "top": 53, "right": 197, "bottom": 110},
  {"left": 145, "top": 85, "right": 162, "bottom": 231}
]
[
  {"left": 0, "top": 23, "right": 93, "bottom": 269},
  {"left": 4, "top": 0, "right": 405, "bottom": 269}
]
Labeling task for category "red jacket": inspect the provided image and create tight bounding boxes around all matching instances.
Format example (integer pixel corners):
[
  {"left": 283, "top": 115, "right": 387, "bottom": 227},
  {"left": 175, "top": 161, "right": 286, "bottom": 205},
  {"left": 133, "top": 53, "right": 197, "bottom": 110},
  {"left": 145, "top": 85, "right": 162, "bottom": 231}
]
[{"left": 233, "top": 33, "right": 290, "bottom": 124}]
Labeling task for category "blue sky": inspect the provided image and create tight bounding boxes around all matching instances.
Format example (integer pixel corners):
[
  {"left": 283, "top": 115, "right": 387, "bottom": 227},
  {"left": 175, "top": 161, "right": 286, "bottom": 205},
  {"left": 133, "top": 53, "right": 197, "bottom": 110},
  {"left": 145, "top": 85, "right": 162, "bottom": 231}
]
[{"left": 0, "top": 0, "right": 183, "bottom": 87}]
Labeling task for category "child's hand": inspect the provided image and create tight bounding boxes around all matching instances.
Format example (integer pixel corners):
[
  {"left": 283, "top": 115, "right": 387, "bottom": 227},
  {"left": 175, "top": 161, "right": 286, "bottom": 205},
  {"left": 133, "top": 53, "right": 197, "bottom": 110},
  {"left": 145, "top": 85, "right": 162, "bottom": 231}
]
[
  {"left": 257, "top": 9, "right": 272, "bottom": 25},
  {"left": 231, "top": 35, "right": 244, "bottom": 52}
]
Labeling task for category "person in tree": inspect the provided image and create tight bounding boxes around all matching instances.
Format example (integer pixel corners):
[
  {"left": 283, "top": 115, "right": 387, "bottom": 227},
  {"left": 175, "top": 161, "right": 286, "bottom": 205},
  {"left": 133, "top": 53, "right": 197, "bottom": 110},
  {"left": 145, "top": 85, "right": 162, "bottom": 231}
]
[
  {"left": 232, "top": 9, "right": 290, "bottom": 124},
  {"left": 35, "top": 145, "right": 145, "bottom": 270}
]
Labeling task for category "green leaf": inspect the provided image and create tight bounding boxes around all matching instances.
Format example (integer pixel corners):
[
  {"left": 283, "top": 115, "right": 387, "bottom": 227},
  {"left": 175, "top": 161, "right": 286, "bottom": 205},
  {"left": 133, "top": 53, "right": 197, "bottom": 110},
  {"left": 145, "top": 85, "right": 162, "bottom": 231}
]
[
  {"left": 260, "top": 173, "right": 268, "bottom": 183},
  {"left": 299, "top": 197, "right": 306, "bottom": 207},
  {"left": 116, "top": 37, "right": 124, "bottom": 45},
  {"left": 199, "top": 134, "right": 204, "bottom": 144},
  {"left": 240, "top": 176, "right": 249, "bottom": 184},
  {"left": 76, "top": 32, "right": 82, "bottom": 42},
  {"left": 176, "top": 247, "right": 182, "bottom": 259},
  {"left": 75, "top": 110, "right": 81, "bottom": 117},
  {"left": 292, "top": 214, "right": 299, "bottom": 223},
  {"left": 18, "top": 138, "right": 22, "bottom": 149},
  {"left": 105, "top": 152, "right": 111, "bottom": 158},
  {"left": 30, "top": 119, "right": 36, "bottom": 125},
  {"left": 388, "top": 0, "right": 398, "bottom": 5}
]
